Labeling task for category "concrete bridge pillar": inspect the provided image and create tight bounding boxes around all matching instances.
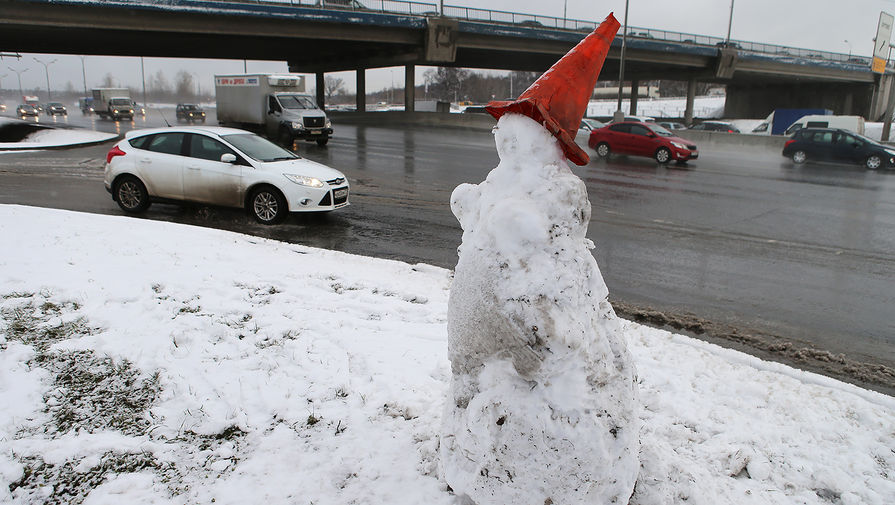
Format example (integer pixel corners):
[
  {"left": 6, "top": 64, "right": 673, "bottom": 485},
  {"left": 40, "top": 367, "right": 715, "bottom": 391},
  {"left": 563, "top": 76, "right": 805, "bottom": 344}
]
[
  {"left": 405, "top": 64, "right": 415, "bottom": 113},
  {"left": 316, "top": 72, "right": 325, "bottom": 110},
  {"left": 684, "top": 79, "right": 696, "bottom": 126},
  {"left": 356, "top": 68, "right": 366, "bottom": 113},
  {"left": 630, "top": 80, "right": 639, "bottom": 115}
]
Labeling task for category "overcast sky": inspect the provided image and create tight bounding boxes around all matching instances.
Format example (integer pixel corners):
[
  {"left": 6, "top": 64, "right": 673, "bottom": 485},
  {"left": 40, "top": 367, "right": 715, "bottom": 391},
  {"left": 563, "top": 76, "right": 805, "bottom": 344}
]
[{"left": 1, "top": 0, "right": 891, "bottom": 100}]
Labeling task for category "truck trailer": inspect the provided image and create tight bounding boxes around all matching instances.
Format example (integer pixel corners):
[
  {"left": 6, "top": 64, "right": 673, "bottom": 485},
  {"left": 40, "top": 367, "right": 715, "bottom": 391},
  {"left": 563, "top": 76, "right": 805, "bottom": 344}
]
[
  {"left": 92, "top": 88, "right": 135, "bottom": 120},
  {"left": 215, "top": 74, "right": 332, "bottom": 146}
]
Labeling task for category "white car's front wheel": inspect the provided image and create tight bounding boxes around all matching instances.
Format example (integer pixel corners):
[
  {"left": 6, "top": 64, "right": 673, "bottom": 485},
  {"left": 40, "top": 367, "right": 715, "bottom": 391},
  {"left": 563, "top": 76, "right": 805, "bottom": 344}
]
[{"left": 249, "top": 186, "right": 287, "bottom": 225}]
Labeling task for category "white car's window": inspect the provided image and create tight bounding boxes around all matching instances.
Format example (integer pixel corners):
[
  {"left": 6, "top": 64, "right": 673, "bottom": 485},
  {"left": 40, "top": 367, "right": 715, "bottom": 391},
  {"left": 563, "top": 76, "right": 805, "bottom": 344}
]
[
  {"left": 188, "top": 134, "right": 236, "bottom": 162},
  {"left": 128, "top": 135, "right": 154, "bottom": 150},
  {"left": 649, "top": 124, "right": 674, "bottom": 137},
  {"left": 221, "top": 133, "right": 299, "bottom": 162},
  {"left": 145, "top": 133, "right": 186, "bottom": 156}
]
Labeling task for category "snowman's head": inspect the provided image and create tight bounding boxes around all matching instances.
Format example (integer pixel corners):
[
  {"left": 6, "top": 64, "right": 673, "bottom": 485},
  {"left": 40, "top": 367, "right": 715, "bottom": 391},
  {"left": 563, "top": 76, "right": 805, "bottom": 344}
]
[{"left": 493, "top": 114, "right": 564, "bottom": 167}]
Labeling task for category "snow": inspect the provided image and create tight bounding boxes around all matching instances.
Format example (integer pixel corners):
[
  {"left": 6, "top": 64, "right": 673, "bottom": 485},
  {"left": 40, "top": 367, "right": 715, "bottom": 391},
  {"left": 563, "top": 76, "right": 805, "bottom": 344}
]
[
  {"left": 587, "top": 95, "right": 727, "bottom": 119},
  {"left": 0, "top": 203, "right": 893, "bottom": 505},
  {"left": 0, "top": 118, "right": 117, "bottom": 150},
  {"left": 443, "top": 113, "right": 638, "bottom": 504}
]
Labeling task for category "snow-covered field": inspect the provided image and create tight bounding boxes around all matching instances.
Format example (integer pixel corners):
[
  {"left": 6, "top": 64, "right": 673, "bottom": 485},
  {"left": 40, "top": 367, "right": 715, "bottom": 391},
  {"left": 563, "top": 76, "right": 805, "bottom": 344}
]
[{"left": 1, "top": 204, "right": 893, "bottom": 504}]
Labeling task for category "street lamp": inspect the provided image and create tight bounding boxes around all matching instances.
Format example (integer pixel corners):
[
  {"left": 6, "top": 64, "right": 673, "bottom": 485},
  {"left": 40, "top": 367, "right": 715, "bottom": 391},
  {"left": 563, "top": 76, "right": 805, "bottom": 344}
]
[
  {"left": 844, "top": 39, "right": 852, "bottom": 57},
  {"left": 614, "top": 0, "right": 629, "bottom": 121},
  {"left": 8, "top": 66, "right": 28, "bottom": 98},
  {"left": 33, "top": 57, "right": 57, "bottom": 102},
  {"left": 726, "top": 0, "right": 735, "bottom": 45},
  {"left": 79, "top": 55, "right": 88, "bottom": 96}
]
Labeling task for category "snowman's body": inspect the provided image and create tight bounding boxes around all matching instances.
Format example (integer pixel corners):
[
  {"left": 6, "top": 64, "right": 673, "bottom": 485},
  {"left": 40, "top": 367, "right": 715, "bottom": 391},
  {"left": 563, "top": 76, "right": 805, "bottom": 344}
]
[{"left": 441, "top": 113, "right": 639, "bottom": 505}]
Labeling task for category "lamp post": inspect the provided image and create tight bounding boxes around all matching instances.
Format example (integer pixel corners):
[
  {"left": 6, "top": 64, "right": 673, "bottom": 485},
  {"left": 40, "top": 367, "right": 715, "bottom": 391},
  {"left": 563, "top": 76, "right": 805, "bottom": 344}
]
[
  {"left": 844, "top": 39, "right": 852, "bottom": 57},
  {"left": 33, "top": 57, "right": 57, "bottom": 102},
  {"left": 614, "top": 0, "right": 629, "bottom": 121},
  {"left": 8, "top": 66, "right": 27, "bottom": 97},
  {"left": 79, "top": 55, "right": 88, "bottom": 96},
  {"left": 726, "top": 0, "right": 735, "bottom": 45},
  {"left": 563, "top": 0, "right": 567, "bottom": 29}
]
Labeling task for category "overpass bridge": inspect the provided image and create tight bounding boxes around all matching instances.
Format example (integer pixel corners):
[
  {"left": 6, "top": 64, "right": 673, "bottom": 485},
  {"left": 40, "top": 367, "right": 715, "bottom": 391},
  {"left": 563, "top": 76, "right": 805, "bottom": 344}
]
[{"left": 0, "top": 0, "right": 886, "bottom": 121}]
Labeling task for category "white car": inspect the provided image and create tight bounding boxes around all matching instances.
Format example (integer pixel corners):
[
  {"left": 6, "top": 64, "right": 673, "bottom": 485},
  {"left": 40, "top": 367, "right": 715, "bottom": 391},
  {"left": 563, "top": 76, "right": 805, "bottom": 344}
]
[{"left": 104, "top": 126, "right": 349, "bottom": 224}]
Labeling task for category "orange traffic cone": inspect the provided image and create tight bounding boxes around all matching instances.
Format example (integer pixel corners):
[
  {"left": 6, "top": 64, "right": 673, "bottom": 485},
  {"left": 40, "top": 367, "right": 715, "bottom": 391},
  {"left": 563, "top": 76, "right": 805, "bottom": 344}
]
[{"left": 485, "top": 13, "right": 620, "bottom": 166}]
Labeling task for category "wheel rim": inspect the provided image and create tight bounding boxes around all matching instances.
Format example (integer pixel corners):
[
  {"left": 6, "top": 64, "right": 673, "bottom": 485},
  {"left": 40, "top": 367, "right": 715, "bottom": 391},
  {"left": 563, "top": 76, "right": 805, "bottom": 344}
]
[
  {"left": 792, "top": 151, "right": 806, "bottom": 163},
  {"left": 867, "top": 156, "right": 881, "bottom": 169},
  {"left": 118, "top": 181, "right": 142, "bottom": 209},
  {"left": 597, "top": 144, "right": 609, "bottom": 157},
  {"left": 657, "top": 149, "right": 670, "bottom": 163},
  {"left": 253, "top": 192, "right": 279, "bottom": 221}
]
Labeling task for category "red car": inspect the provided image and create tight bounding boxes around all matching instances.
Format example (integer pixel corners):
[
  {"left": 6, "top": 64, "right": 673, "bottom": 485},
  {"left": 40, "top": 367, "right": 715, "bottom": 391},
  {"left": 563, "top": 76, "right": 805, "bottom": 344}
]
[{"left": 588, "top": 121, "right": 698, "bottom": 164}]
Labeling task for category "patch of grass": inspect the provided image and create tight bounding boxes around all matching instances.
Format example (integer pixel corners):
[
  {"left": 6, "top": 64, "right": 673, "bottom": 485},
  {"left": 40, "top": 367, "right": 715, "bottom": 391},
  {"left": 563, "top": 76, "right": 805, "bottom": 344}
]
[
  {"left": 2, "top": 294, "right": 95, "bottom": 352},
  {"left": 8, "top": 451, "right": 172, "bottom": 505},
  {"left": 36, "top": 350, "right": 161, "bottom": 436}
]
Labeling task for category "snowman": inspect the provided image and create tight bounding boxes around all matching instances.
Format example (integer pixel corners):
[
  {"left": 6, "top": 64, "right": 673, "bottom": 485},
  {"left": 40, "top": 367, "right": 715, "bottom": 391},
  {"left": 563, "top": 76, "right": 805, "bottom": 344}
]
[{"left": 440, "top": 14, "right": 640, "bottom": 505}]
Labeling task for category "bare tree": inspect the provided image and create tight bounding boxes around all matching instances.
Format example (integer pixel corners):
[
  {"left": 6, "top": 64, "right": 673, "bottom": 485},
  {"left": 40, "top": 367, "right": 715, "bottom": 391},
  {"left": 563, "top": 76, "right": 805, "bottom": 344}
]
[
  {"left": 174, "top": 71, "right": 196, "bottom": 99},
  {"left": 324, "top": 76, "right": 345, "bottom": 100},
  {"left": 100, "top": 73, "right": 116, "bottom": 87}
]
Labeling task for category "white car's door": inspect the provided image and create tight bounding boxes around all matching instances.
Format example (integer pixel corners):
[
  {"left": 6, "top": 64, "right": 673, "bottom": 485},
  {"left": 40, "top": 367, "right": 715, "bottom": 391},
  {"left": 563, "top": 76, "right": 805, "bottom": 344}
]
[
  {"left": 182, "top": 133, "right": 245, "bottom": 207},
  {"left": 137, "top": 132, "right": 186, "bottom": 199}
]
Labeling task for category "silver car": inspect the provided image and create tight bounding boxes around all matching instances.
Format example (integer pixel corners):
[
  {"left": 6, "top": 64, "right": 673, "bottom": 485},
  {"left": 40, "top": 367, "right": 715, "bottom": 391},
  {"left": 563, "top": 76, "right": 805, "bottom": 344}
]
[{"left": 104, "top": 126, "right": 349, "bottom": 224}]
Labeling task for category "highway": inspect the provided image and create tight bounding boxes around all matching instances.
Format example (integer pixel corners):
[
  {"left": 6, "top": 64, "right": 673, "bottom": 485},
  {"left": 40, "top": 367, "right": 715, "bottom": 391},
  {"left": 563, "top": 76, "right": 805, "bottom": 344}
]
[{"left": 2, "top": 110, "right": 894, "bottom": 394}]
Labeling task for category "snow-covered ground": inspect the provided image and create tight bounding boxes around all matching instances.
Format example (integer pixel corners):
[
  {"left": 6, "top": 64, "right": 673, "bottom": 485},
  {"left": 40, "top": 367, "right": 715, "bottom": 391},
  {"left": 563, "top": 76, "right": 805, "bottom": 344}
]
[
  {"left": 0, "top": 117, "right": 117, "bottom": 150},
  {"left": 586, "top": 95, "right": 727, "bottom": 119},
  {"left": 1, "top": 204, "right": 893, "bottom": 505}
]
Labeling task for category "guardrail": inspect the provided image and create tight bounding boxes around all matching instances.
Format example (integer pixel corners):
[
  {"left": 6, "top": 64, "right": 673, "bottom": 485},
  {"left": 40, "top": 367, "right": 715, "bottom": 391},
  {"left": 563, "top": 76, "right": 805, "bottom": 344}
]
[{"left": 154, "top": 0, "right": 871, "bottom": 66}]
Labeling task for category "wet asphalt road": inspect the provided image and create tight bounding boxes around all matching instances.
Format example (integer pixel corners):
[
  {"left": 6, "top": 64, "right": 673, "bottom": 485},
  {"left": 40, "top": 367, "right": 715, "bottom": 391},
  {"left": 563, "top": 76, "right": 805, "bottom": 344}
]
[{"left": 2, "top": 110, "right": 895, "bottom": 394}]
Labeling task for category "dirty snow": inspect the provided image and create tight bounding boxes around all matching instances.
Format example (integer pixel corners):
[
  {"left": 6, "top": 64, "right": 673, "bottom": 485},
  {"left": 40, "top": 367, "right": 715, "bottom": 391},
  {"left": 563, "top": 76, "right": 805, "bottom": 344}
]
[
  {"left": 0, "top": 118, "right": 117, "bottom": 150},
  {"left": 0, "top": 204, "right": 893, "bottom": 505}
]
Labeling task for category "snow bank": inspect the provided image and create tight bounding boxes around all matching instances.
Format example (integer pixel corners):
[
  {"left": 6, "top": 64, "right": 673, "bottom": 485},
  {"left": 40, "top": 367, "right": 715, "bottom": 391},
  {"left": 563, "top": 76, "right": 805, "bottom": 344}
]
[
  {"left": 0, "top": 120, "right": 117, "bottom": 150},
  {"left": 0, "top": 204, "right": 893, "bottom": 505}
]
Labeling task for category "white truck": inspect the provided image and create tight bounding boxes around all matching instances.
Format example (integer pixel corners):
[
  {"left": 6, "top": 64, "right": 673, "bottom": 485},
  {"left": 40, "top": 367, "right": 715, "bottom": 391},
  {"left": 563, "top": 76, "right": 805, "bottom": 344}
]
[
  {"left": 92, "top": 88, "right": 135, "bottom": 120},
  {"left": 215, "top": 74, "right": 332, "bottom": 146}
]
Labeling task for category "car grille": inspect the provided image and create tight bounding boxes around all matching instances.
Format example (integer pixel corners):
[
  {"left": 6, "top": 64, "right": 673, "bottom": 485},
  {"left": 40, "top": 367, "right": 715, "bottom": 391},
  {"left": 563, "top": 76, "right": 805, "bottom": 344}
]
[
  {"left": 327, "top": 177, "right": 345, "bottom": 186},
  {"left": 304, "top": 117, "right": 325, "bottom": 128},
  {"left": 686, "top": 144, "right": 697, "bottom": 150}
]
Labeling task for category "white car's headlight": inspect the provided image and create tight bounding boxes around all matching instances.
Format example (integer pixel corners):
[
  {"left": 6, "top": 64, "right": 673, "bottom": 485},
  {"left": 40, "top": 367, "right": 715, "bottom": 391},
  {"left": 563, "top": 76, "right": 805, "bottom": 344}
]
[
  {"left": 670, "top": 141, "right": 686, "bottom": 150},
  {"left": 291, "top": 121, "right": 302, "bottom": 130},
  {"left": 284, "top": 174, "right": 324, "bottom": 188},
  {"left": 325, "top": 119, "right": 332, "bottom": 128}
]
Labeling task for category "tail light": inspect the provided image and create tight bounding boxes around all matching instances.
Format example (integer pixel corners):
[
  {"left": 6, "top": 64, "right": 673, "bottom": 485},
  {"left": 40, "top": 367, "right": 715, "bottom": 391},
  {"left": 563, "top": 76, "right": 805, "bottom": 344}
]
[
  {"left": 106, "top": 145, "right": 126, "bottom": 164},
  {"left": 784, "top": 139, "right": 796, "bottom": 148}
]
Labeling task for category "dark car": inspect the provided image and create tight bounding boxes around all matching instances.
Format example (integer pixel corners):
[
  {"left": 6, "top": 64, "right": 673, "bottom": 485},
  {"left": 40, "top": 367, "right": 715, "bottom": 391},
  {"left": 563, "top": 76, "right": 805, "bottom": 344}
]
[
  {"left": 175, "top": 103, "right": 206, "bottom": 123},
  {"left": 588, "top": 121, "right": 698, "bottom": 164},
  {"left": 46, "top": 102, "right": 67, "bottom": 116},
  {"left": 782, "top": 128, "right": 895, "bottom": 170},
  {"left": 16, "top": 104, "right": 39, "bottom": 118},
  {"left": 689, "top": 121, "right": 740, "bottom": 133}
]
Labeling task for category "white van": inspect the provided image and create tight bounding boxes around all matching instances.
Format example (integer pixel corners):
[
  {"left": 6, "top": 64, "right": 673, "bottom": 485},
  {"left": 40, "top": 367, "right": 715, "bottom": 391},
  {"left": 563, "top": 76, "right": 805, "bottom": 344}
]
[{"left": 784, "top": 115, "right": 865, "bottom": 136}]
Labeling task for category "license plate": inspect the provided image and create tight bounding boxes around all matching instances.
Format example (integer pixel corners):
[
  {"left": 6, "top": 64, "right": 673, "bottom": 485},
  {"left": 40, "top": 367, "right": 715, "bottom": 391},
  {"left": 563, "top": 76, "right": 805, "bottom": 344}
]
[
  {"left": 311, "top": 129, "right": 322, "bottom": 135},
  {"left": 334, "top": 188, "right": 348, "bottom": 199}
]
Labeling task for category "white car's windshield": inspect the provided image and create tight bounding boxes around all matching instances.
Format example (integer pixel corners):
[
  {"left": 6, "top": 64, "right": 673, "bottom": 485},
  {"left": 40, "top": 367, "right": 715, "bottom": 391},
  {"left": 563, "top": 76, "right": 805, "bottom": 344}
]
[
  {"left": 222, "top": 133, "right": 301, "bottom": 162},
  {"left": 278, "top": 95, "right": 317, "bottom": 109}
]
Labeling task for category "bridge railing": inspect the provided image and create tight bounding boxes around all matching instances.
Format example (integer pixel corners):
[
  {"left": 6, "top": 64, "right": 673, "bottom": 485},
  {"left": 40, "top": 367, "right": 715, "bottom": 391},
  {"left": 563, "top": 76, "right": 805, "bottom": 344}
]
[
  {"left": 440, "top": 3, "right": 865, "bottom": 65},
  {"left": 189, "top": 0, "right": 868, "bottom": 65}
]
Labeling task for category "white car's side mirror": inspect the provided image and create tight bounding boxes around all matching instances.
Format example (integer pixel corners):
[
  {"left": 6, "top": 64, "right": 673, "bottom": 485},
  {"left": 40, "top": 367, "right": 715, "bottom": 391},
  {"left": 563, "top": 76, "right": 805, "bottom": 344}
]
[{"left": 221, "top": 153, "right": 237, "bottom": 163}]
